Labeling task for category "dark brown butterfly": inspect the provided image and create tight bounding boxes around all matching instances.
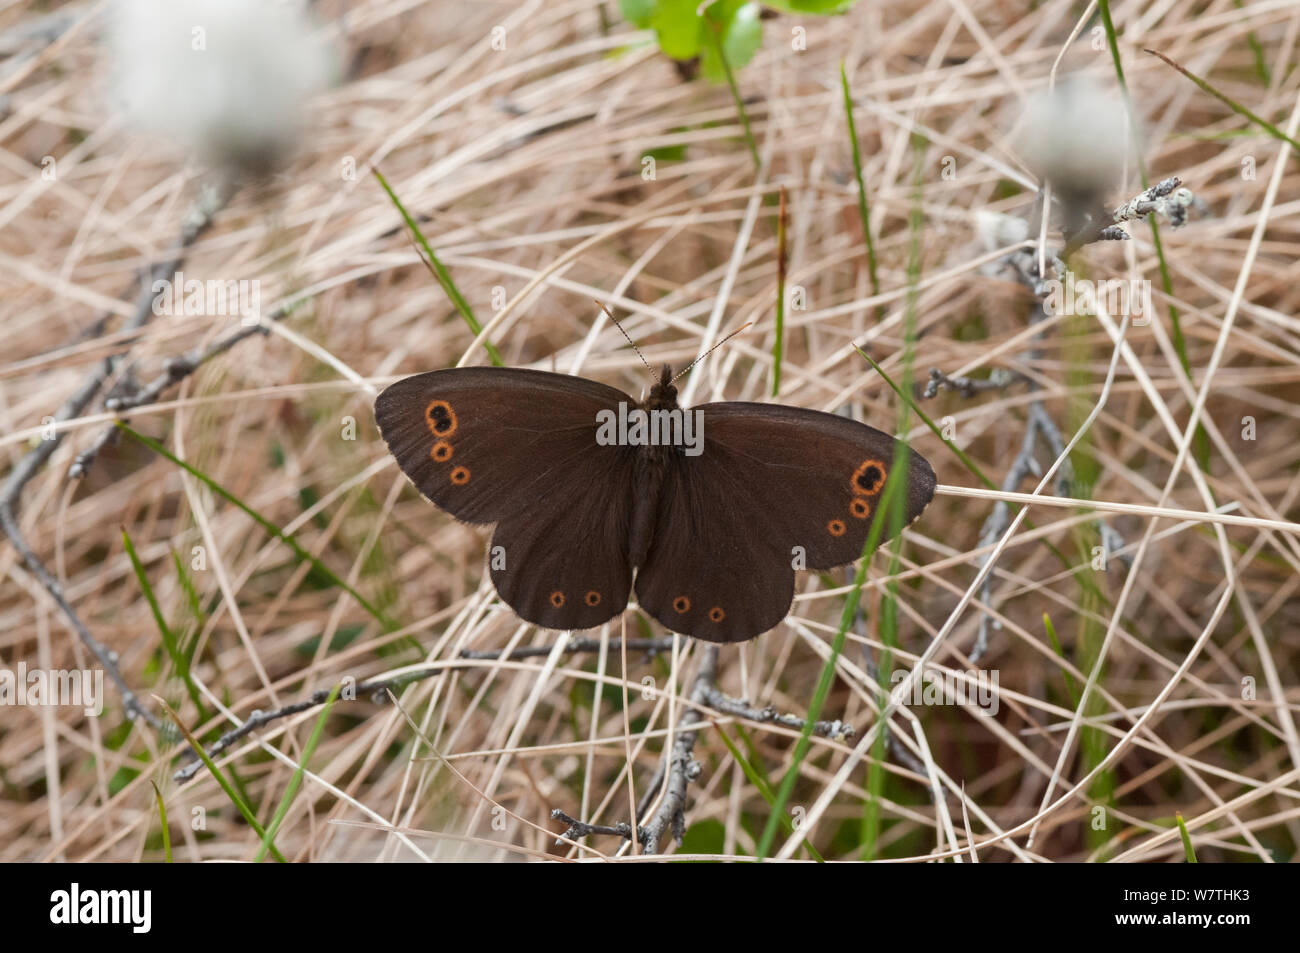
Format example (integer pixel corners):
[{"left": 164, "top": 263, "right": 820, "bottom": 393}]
[{"left": 374, "top": 365, "right": 935, "bottom": 643}]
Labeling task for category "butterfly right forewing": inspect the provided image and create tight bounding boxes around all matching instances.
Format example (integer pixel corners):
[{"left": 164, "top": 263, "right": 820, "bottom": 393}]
[{"left": 375, "top": 367, "right": 630, "bottom": 522}]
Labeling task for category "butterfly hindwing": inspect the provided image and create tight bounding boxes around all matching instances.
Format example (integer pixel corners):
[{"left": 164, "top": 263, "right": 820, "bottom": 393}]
[
  {"left": 375, "top": 367, "right": 639, "bottom": 629},
  {"left": 488, "top": 453, "right": 638, "bottom": 629},
  {"left": 634, "top": 456, "right": 796, "bottom": 642},
  {"left": 634, "top": 402, "right": 935, "bottom": 643}
]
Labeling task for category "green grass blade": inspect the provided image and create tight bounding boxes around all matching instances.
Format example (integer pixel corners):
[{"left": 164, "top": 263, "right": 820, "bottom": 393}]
[
  {"left": 372, "top": 168, "right": 504, "bottom": 366},
  {"left": 705, "top": 19, "right": 760, "bottom": 173},
  {"left": 756, "top": 140, "right": 926, "bottom": 861},
  {"left": 714, "top": 724, "right": 824, "bottom": 861},
  {"left": 121, "top": 528, "right": 207, "bottom": 717},
  {"left": 255, "top": 685, "right": 340, "bottom": 863},
  {"left": 1231, "top": 0, "right": 1272, "bottom": 86},
  {"left": 1175, "top": 812, "right": 1198, "bottom": 862},
  {"left": 171, "top": 548, "right": 207, "bottom": 629},
  {"left": 855, "top": 347, "right": 994, "bottom": 490},
  {"left": 150, "top": 780, "right": 172, "bottom": 863},
  {"left": 755, "top": 435, "right": 910, "bottom": 860},
  {"left": 156, "top": 695, "right": 287, "bottom": 863},
  {"left": 864, "top": 139, "right": 924, "bottom": 861},
  {"left": 840, "top": 62, "right": 884, "bottom": 320},
  {"left": 117, "top": 423, "right": 396, "bottom": 633},
  {"left": 1043, "top": 612, "right": 1080, "bottom": 705},
  {"left": 1145, "top": 48, "right": 1299, "bottom": 153},
  {"left": 855, "top": 346, "right": 1110, "bottom": 614}
]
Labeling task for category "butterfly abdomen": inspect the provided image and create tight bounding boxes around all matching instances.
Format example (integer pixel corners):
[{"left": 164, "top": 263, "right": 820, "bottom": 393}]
[{"left": 628, "top": 449, "right": 670, "bottom": 567}]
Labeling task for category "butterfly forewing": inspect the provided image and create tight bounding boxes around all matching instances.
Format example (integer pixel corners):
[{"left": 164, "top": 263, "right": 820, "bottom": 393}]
[
  {"left": 375, "top": 367, "right": 639, "bottom": 628},
  {"left": 700, "top": 402, "right": 935, "bottom": 568},
  {"left": 375, "top": 367, "right": 631, "bottom": 523}
]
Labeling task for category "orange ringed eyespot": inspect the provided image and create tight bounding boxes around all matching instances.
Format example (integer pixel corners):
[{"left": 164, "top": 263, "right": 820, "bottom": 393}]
[
  {"left": 850, "top": 498, "right": 871, "bottom": 519},
  {"left": 431, "top": 440, "right": 453, "bottom": 462},
  {"left": 708, "top": 606, "right": 725, "bottom": 622},
  {"left": 852, "top": 459, "right": 887, "bottom": 496},
  {"left": 828, "top": 519, "right": 846, "bottom": 537},
  {"left": 549, "top": 591, "right": 565, "bottom": 608},
  {"left": 585, "top": 590, "right": 601, "bottom": 606},
  {"left": 425, "top": 400, "right": 458, "bottom": 438},
  {"left": 673, "top": 596, "right": 691, "bottom": 614},
  {"left": 450, "top": 466, "right": 470, "bottom": 485}
]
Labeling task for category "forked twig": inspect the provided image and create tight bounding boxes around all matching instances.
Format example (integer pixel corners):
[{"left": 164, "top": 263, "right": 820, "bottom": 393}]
[{"left": 553, "top": 644, "right": 855, "bottom": 851}]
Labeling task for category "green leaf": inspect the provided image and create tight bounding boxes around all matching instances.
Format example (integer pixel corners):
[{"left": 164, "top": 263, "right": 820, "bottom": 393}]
[
  {"left": 762, "top": 0, "right": 859, "bottom": 13},
  {"left": 678, "top": 818, "right": 727, "bottom": 855},
  {"left": 652, "top": 0, "right": 703, "bottom": 59},
  {"left": 700, "top": 3, "right": 763, "bottom": 82},
  {"left": 620, "top": 0, "right": 657, "bottom": 28}
]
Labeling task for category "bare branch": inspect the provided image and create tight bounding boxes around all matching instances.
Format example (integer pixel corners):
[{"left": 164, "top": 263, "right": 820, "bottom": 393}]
[{"left": 1, "top": 180, "right": 231, "bottom": 730}]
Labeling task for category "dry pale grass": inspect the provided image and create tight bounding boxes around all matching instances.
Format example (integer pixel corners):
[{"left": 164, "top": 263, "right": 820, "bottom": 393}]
[{"left": 2, "top": 0, "right": 1299, "bottom": 863}]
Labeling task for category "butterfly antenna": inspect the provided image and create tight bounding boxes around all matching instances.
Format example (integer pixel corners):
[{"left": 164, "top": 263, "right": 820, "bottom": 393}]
[
  {"left": 596, "top": 301, "right": 654, "bottom": 375},
  {"left": 671, "top": 321, "right": 754, "bottom": 382}
]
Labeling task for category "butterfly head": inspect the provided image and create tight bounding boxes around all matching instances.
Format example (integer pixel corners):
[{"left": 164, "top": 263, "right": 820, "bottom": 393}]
[{"left": 644, "top": 364, "right": 679, "bottom": 411}]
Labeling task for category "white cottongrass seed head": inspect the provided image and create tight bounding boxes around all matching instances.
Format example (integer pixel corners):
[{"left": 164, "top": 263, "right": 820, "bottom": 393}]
[
  {"left": 1014, "top": 75, "right": 1136, "bottom": 207},
  {"left": 108, "top": 0, "right": 339, "bottom": 174}
]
